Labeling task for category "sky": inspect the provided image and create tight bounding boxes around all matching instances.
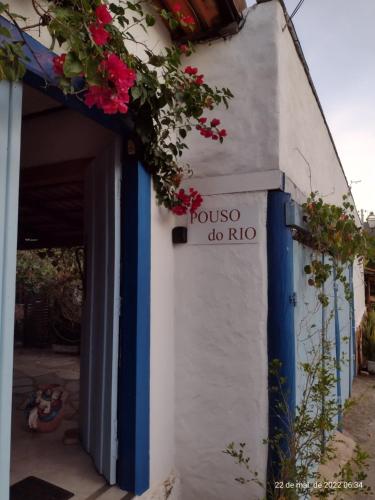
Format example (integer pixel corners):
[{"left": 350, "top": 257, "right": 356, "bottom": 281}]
[{"left": 251, "top": 0, "right": 375, "bottom": 218}]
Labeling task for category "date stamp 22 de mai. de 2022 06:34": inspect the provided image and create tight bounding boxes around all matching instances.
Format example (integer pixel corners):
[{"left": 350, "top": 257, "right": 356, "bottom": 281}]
[{"left": 274, "top": 480, "right": 365, "bottom": 492}]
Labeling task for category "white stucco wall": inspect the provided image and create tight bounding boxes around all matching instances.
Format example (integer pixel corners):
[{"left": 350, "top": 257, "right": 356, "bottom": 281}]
[
  {"left": 149, "top": 200, "right": 176, "bottom": 488},
  {"left": 170, "top": 5, "right": 282, "bottom": 498},
  {"left": 274, "top": 0, "right": 366, "bottom": 325},
  {"left": 173, "top": 3, "right": 366, "bottom": 498},
  {"left": 174, "top": 191, "right": 269, "bottom": 500},
  {"left": 184, "top": 3, "right": 280, "bottom": 177},
  {"left": 9, "top": 2, "right": 368, "bottom": 499},
  {"left": 275, "top": 3, "right": 349, "bottom": 205},
  {"left": 353, "top": 260, "right": 366, "bottom": 327}
]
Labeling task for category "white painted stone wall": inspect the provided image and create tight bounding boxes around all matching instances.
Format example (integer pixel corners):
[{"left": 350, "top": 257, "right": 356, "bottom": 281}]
[
  {"left": 172, "top": 5, "right": 280, "bottom": 498},
  {"left": 353, "top": 260, "right": 366, "bottom": 328},
  {"left": 174, "top": 191, "right": 269, "bottom": 500},
  {"left": 183, "top": 3, "right": 280, "bottom": 177},
  {"left": 149, "top": 200, "right": 176, "bottom": 488},
  {"left": 8, "top": 2, "right": 367, "bottom": 499},
  {"left": 274, "top": 0, "right": 366, "bottom": 325},
  {"left": 175, "top": 2, "right": 366, "bottom": 499}
]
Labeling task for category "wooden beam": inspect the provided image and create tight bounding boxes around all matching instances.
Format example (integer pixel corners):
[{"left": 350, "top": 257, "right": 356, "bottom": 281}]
[
  {"left": 22, "top": 105, "right": 66, "bottom": 121},
  {"left": 19, "top": 195, "right": 83, "bottom": 230},
  {"left": 20, "top": 158, "right": 92, "bottom": 188},
  {"left": 20, "top": 189, "right": 84, "bottom": 204}
]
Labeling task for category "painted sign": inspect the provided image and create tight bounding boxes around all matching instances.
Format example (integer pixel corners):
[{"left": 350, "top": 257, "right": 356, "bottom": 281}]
[{"left": 188, "top": 206, "right": 258, "bottom": 245}]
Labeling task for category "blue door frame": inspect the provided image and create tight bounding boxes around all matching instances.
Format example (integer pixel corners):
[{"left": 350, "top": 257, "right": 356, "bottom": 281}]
[
  {"left": 269, "top": 193, "right": 356, "bottom": 485},
  {"left": 266, "top": 190, "right": 296, "bottom": 483},
  {"left": 0, "top": 16, "right": 151, "bottom": 495}
]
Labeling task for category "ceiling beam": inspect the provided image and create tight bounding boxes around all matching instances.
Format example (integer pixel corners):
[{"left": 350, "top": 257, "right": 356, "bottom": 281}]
[
  {"left": 22, "top": 105, "right": 66, "bottom": 121},
  {"left": 20, "top": 158, "right": 92, "bottom": 188}
]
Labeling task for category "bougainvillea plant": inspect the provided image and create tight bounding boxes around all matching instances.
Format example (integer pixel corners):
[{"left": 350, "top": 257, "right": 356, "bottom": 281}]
[
  {"left": 0, "top": 0, "right": 233, "bottom": 214},
  {"left": 301, "top": 192, "right": 375, "bottom": 305}
]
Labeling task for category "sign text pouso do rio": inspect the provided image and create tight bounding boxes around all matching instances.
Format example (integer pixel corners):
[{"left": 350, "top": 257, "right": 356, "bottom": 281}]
[{"left": 188, "top": 206, "right": 258, "bottom": 245}]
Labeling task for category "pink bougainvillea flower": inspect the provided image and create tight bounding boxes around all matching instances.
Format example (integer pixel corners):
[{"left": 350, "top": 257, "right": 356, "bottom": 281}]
[
  {"left": 100, "top": 53, "right": 136, "bottom": 87},
  {"left": 85, "top": 85, "right": 130, "bottom": 115},
  {"left": 172, "top": 204, "right": 187, "bottom": 215},
  {"left": 179, "top": 44, "right": 189, "bottom": 54},
  {"left": 84, "top": 85, "right": 109, "bottom": 108},
  {"left": 184, "top": 65, "right": 198, "bottom": 75},
  {"left": 85, "top": 54, "right": 136, "bottom": 115},
  {"left": 95, "top": 4, "right": 113, "bottom": 24},
  {"left": 53, "top": 53, "right": 66, "bottom": 76},
  {"left": 89, "top": 23, "right": 110, "bottom": 45},
  {"left": 191, "top": 192, "right": 203, "bottom": 213},
  {"left": 181, "top": 14, "right": 195, "bottom": 25},
  {"left": 171, "top": 3, "right": 182, "bottom": 13},
  {"left": 198, "top": 117, "right": 207, "bottom": 124},
  {"left": 194, "top": 74, "right": 204, "bottom": 85},
  {"left": 200, "top": 128, "right": 213, "bottom": 138},
  {"left": 102, "top": 95, "right": 129, "bottom": 114},
  {"left": 210, "top": 118, "right": 220, "bottom": 127},
  {"left": 218, "top": 129, "right": 227, "bottom": 137},
  {"left": 172, "top": 188, "right": 203, "bottom": 216}
]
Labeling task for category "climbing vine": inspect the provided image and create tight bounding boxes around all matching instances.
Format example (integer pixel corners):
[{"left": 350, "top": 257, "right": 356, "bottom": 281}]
[
  {"left": 302, "top": 192, "right": 374, "bottom": 305},
  {"left": 223, "top": 193, "right": 375, "bottom": 498},
  {"left": 224, "top": 309, "right": 371, "bottom": 499},
  {"left": 0, "top": 0, "right": 233, "bottom": 214}
]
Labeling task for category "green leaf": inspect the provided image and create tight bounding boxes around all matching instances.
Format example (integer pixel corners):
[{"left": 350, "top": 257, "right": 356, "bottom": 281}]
[
  {"left": 63, "top": 52, "right": 83, "bottom": 78},
  {"left": 179, "top": 128, "right": 187, "bottom": 139},
  {"left": 169, "top": 18, "right": 179, "bottom": 30},
  {"left": 127, "top": 1, "right": 139, "bottom": 11},
  {"left": 109, "top": 3, "right": 124, "bottom": 15},
  {"left": 131, "top": 86, "right": 141, "bottom": 100},
  {"left": 146, "top": 14, "right": 155, "bottom": 26},
  {"left": 0, "top": 26, "right": 11, "bottom": 38},
  {"left": 0, "top": 3, "right": 8, "bottom": 15},
  {"left": 148, "top": 55, "right": 165, "bottom": 67}
]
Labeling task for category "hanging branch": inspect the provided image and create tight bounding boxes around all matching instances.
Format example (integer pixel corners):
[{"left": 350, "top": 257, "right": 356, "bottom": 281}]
[{"left": 0, "top": 0, "right": 234, "bottom": 215}]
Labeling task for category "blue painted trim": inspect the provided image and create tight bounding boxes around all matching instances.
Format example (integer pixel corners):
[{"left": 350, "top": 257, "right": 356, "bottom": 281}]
[
  {"left": 321, "top": 254, "right": 327, "bottom": 451},
  {"left": 267, "top": 191, "right": 296, "bottom": 481},
  {"left": 333, "top": 265, "right": 343, "bottom": 431},
  {"left": 2, "top": 15, "right": 149, "bottom": 492},
  {"left": 118, "top": 157, "right": 151, "bottom": 495},
  {"left": 349, "top": 265, "right": 356, "bottom": 386},
  {"left": 0, "top": 16, "right": 133, "bottom": 135}
]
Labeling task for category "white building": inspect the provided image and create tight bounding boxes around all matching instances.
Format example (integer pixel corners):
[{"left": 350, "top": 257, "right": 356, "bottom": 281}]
[{"left": 0, "top": 1, "right": 366, "bottom": 499}]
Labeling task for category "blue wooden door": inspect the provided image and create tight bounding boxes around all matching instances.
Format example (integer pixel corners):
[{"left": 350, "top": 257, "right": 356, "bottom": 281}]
[
  {"left": 0, "top": 81, "right": 22, "bottom": 500},
  {"left": 80, "top": 140, "right": 122, "bottom": 484}
]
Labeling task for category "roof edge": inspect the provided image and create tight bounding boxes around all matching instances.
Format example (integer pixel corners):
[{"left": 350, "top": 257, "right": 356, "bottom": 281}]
[{"left": 256, "top": 0, "right": 354, "bottom": 207}]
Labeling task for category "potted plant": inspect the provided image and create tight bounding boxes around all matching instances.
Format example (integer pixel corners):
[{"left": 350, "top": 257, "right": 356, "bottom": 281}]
[{"left": 362, "top": 310, "right": 375, "bottom": 373}]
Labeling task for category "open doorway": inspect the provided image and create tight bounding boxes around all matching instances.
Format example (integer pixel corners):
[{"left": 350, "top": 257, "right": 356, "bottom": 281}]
[{"left": 10, "top": 84, "right": 121, "bottom": 498}]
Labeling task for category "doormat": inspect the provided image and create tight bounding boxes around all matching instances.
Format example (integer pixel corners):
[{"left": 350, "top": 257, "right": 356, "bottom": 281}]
[{"left": 10, "top": 476, "right": 74, "bottom": 500}]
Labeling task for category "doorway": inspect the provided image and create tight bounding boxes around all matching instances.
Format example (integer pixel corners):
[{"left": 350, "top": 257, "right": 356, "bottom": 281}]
[
  {"left": 1, "top": 60, "right": 151, "bottom": 497},
  {"left": 10, "top": 84, "right": 121, "bottom": 497}
]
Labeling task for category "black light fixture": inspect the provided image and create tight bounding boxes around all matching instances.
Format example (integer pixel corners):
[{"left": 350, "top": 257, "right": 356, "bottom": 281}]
[{"left": 172, "top": 226, "right": 188, "bottom": 244}]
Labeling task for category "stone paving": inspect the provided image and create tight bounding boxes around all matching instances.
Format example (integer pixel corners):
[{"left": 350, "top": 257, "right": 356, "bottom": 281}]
[
  {"left": 12, "top": 348, "right": 80, "bottom": 423},
  {"left": 11, "top": 348, "right": 109, "bottom": 499},
  {"left": 343, "top": 374, "right": 375, "bottom": 498}
]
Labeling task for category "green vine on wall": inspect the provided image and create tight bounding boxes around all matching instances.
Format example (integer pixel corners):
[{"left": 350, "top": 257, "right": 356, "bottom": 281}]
[
  {"left": 224, "top": 193, "right": 375, "bottom": 498},
  {"left": 0, "top": 0, "right": 233, "bottom": 214},
  {"left": 302, "top": 192, "right": 375, "bottom": 305},
  {"left": 224, "top": 299, "right": 371, "bottom": 499}
]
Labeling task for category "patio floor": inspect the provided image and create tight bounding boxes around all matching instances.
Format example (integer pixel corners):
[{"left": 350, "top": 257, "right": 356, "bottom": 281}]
[
  {"left": 343, "top": 374, "right": 375, "bottom": 498},
  {"left": 11, "top": 348, "right": 126, "bottom": 500}
]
